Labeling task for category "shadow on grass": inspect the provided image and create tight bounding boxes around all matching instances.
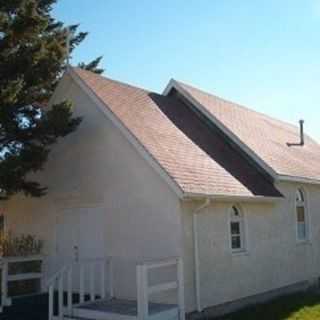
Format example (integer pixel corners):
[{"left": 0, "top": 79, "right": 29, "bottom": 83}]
[{"left": 217, "top": 292, "right": 320, "bottom": 320}]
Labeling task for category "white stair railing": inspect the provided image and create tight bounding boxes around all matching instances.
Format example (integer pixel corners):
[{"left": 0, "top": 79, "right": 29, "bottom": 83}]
[
  {"left": 136, "top": 257, "right": 185, "bottom": 320},
  {"left": 47, "top": 257, "right": 113, "bottom": 320},
  {"left": 0, "top": 255, "right": 43, "bottom": 313}
]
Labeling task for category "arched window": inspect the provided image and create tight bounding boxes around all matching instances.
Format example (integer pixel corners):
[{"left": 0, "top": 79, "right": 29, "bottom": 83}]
[
  {"left": 296, "top": 188, "right": 308, "bottom": 241},
  {"left": 230, "top": 205, "right": 246, "bottom": 252}
]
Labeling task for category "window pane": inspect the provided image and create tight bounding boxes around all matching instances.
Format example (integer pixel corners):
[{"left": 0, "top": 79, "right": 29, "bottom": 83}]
[
  {"left": 231, "top": 236, "right": 241, "bottom": 249},
  {"left": 230, "top": 222, "right": 240, "bottom": 235},
  {"left": 297, "top": 207, "right": 305, "bottom": 222},
  {"left": 297, "top": 222, "right": 306, "bottom": 240}
]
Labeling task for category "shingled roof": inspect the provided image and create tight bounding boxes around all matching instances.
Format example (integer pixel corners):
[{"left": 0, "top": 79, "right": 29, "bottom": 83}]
[
  {"left": 174, "top": 81, "right": 320, "bottom": 183},
  {"left": 70, "top": 68, "right": 286, "bottom": 199}
]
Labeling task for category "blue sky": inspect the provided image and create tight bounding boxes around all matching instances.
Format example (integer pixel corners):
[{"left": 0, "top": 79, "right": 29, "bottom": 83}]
[{"left": 54, "top": 0, "right": 320, "bottom": 142}]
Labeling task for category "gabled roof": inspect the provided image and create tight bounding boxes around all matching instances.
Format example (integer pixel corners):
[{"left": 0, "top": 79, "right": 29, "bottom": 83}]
[
  {"left": 165, "top": 80, "right": 320, "bottom": 184},
  {"left": 70, "top": 68, "right": 282, "bottom": 200}
]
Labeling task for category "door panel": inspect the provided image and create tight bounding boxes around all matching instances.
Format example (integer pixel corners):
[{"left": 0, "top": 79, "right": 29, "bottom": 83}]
[
  {"left": 55, "top": 207, "right": 106, "bottom": 269},
  {"left": 78, "top": 207, "right": 105, "bottom": 260}
]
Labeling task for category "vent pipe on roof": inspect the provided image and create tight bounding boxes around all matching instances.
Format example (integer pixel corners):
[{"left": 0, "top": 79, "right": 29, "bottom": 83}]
[
  {"left": 287, "top": 119, "right": 305, "bottom": 147},
  {"left": 299, "top": 119, "right": 305, "bottom": 146}
]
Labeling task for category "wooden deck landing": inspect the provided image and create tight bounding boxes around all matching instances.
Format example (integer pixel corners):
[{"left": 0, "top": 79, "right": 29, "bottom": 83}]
[
  {"left": 72, "top": 298, "right": 179, "bottom": 320},
  {"left": 77, "top": 298, "right": 177, "bottom": 315}
]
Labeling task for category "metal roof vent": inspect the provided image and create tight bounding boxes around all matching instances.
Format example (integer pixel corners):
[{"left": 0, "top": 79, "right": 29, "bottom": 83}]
[{"left": 287, "top": 119, "right": 305, "bottom": 147}]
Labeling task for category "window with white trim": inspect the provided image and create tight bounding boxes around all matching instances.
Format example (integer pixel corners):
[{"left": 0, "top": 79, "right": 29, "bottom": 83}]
[
  {"left": 296, "top": 188, "right": 308, "bottom": 241},
  {"left": 230, "top": 205, "right": 246, "bottom": 252}
]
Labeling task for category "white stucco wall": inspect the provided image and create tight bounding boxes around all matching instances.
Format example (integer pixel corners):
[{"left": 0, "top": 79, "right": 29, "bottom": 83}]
[
  {"left": 181, "top": 182, "right": 320, "bottom": 312},
  {"left": 2, "top": 74, "right": 182, "bottom": 299}
]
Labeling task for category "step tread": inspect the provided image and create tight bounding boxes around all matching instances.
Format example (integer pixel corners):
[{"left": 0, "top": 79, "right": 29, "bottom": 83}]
[
  {"left": 75, "top": 298, "right": 177, "bottom": 316},
  {"left": 64, "top": 317, "right": 92, "bottom": 320}
]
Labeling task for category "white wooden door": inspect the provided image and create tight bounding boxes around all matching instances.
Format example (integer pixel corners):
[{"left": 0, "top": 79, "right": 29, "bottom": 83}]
[{"left": 56, "top": 207, "right": 106, "bottom": 268}]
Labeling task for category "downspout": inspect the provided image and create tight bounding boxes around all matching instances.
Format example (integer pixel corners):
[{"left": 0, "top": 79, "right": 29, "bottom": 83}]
[{"left": 192, "top": 198, "right": 210, "bottom": 312}]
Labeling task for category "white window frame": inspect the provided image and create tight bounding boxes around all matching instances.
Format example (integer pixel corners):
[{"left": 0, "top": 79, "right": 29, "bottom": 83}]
[
  {"left": 229, "top": 205, "right": 246, "bottom": 253},
  {"left": 295, "top": 188, "right": 309, "bottom": 243}
]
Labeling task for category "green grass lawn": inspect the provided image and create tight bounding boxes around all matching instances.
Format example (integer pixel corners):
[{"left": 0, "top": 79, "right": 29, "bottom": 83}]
[{"left": 217, "top": 292, "right": 320, "bottom": 320}]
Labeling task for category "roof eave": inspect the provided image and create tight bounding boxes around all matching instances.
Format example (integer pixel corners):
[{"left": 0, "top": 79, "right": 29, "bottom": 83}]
[
  {"left": 182, "top": 192, "right": 283, "bottom": 204},
  {"left": 278, "top": 175, "right": 320, "bottom": 186}
]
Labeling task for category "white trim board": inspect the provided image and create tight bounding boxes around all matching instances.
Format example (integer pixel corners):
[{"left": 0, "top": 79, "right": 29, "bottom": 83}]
[
  {"left": 279, "top": 175, "right": 320, "bottom": 186},
  {"left": 183, "top": 193, "right": 283, "bottom": 203}
]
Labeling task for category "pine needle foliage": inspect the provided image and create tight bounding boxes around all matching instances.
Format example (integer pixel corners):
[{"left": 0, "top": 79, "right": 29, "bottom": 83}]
[{"left": 0, "top": 0, "right": 104, "bottom": 199}]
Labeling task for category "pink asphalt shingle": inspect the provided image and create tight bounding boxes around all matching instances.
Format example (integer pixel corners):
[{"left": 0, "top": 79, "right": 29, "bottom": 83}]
[
  {"left": 73, "top": 68, "right": 267, "bottom": 197},
  {"left": 178, "top": 81, "right": 320, "bottom": 182}
]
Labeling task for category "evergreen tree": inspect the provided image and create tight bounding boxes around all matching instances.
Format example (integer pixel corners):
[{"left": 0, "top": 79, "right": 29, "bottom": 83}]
[
  {"left": 78, "top": 56, "right": 104, "bottom": 74},
  {"left": 0, "top": 0, "right": 103, "bottom": 199}
]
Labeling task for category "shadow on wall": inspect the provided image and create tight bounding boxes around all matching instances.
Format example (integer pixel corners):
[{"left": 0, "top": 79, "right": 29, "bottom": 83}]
[{"left": 148, "top": 92, "right": 283, "bottom": 198}]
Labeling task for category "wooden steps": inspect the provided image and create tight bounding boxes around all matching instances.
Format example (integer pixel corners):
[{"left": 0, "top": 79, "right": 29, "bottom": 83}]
[{"left": 48, "top": 257, "right": 184, "bottom": 320}]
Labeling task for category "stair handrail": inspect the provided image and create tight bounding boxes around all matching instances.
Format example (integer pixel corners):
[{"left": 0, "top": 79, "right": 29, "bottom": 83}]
[
  {"left": 136, "top": 256, "right": 185, "bottom": 320},
  {"left": 46, "top": 264, "right": 68, "bottom": 287},
  {"left": 0, "top": 255, "right": 44, "bottom": 313},
  {"left": 47, "top": 256, "right": 113, "bottom": 320}
]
